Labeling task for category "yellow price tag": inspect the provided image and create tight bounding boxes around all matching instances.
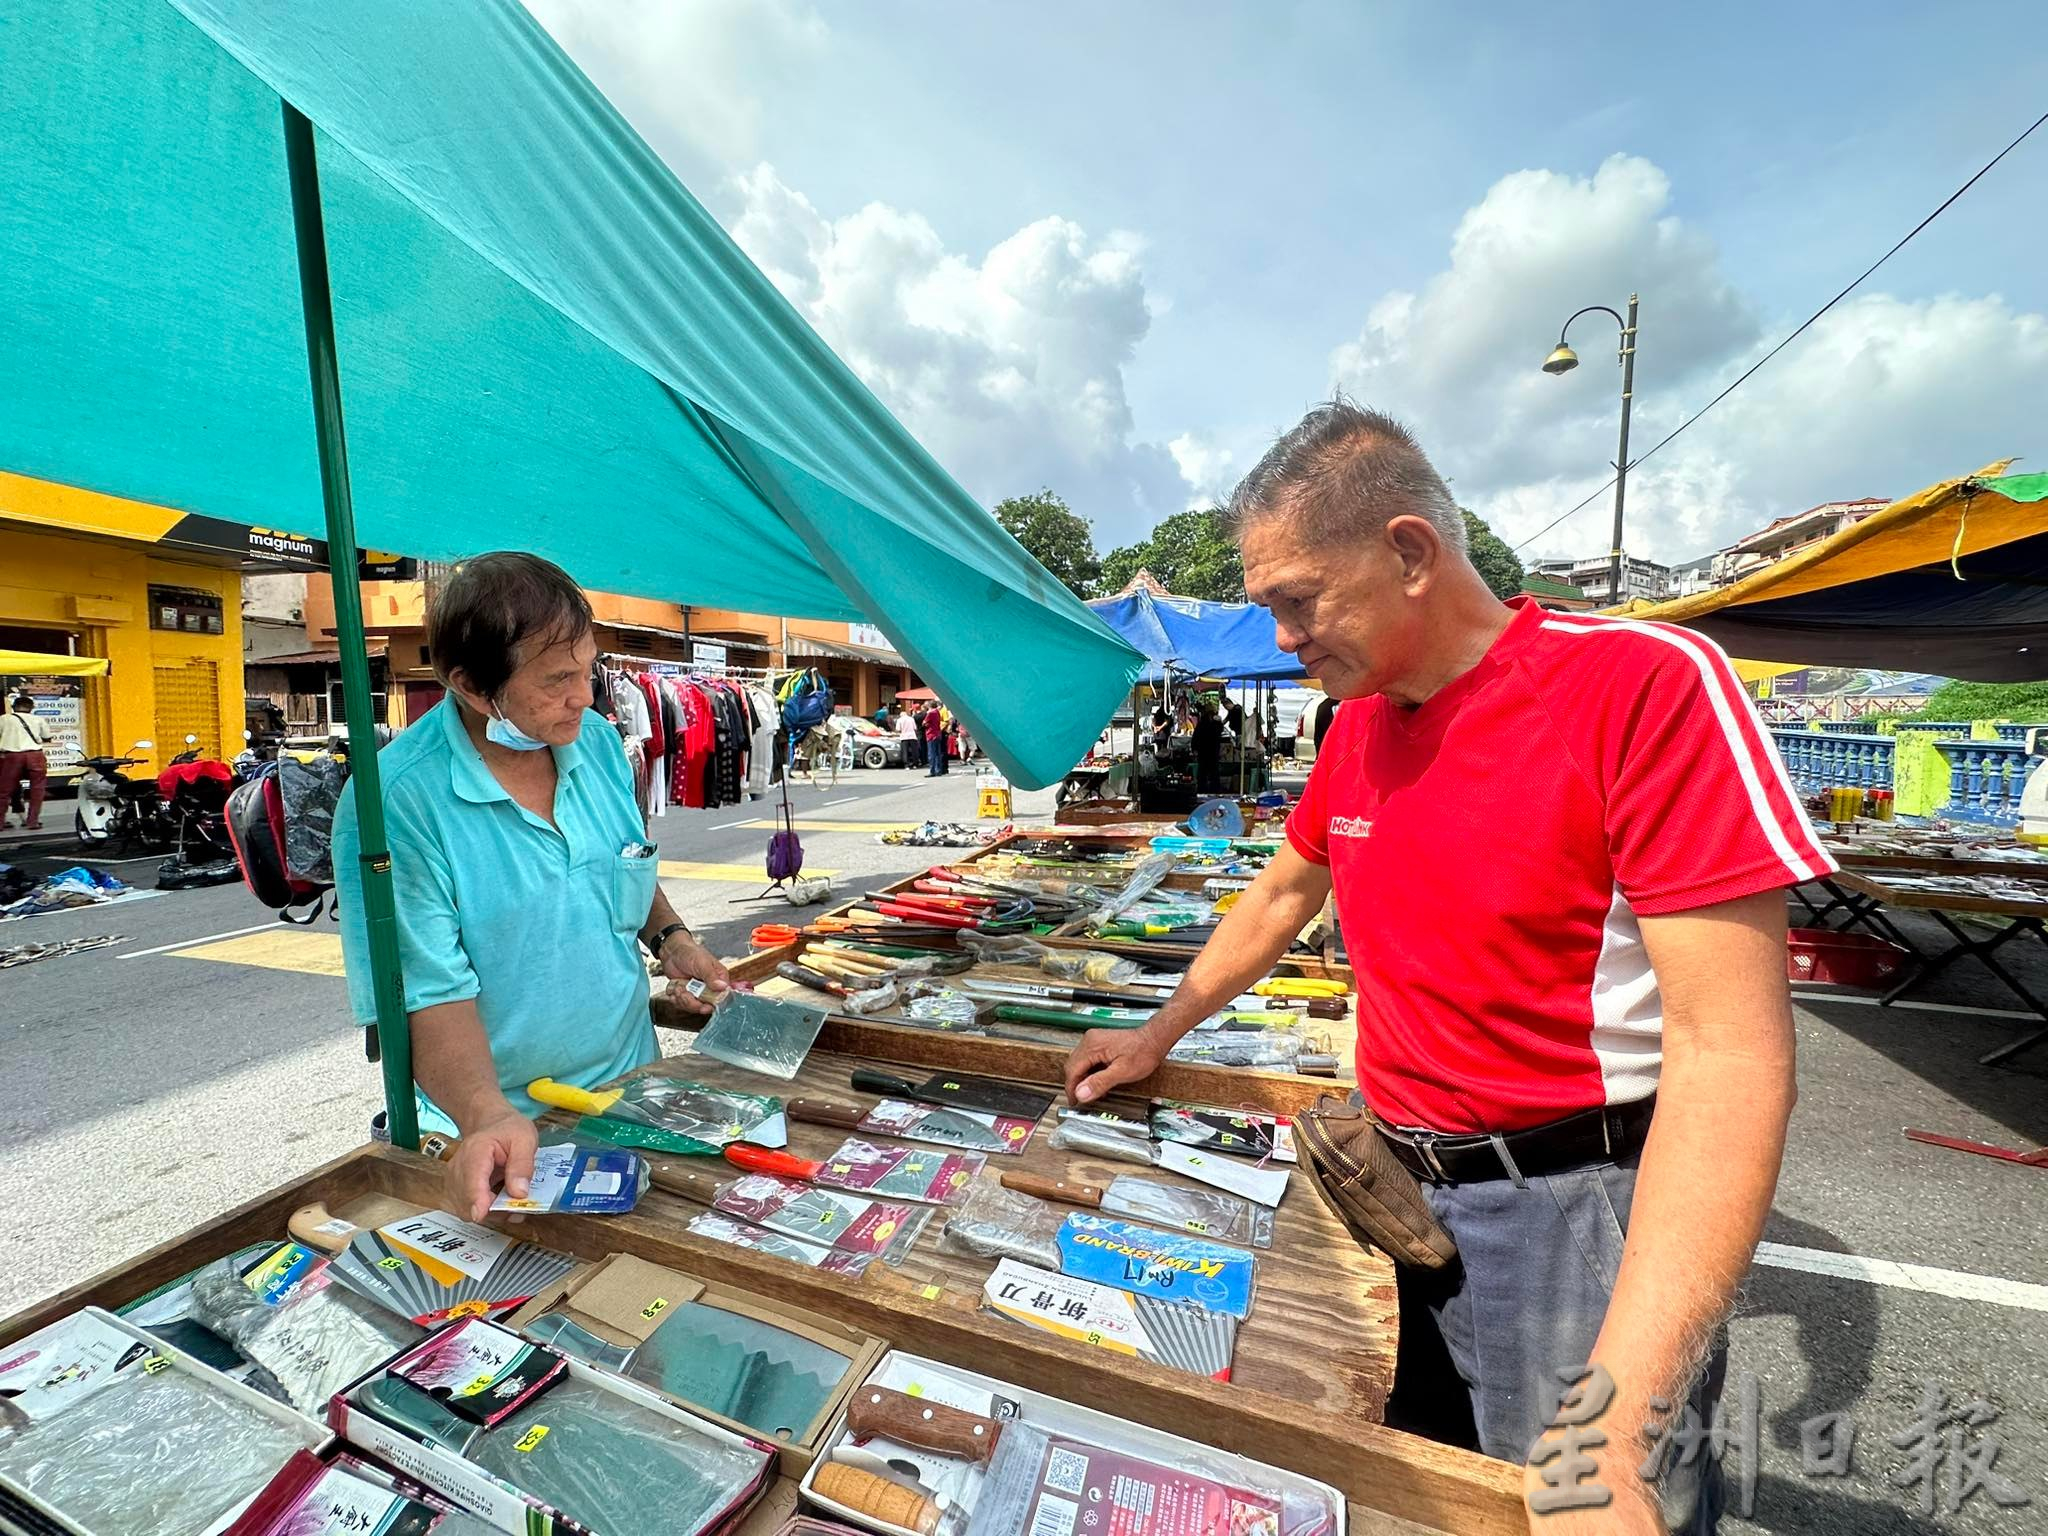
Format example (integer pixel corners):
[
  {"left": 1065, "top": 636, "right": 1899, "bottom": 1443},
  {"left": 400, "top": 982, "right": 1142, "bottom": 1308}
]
[
  {"left": 514, "top": 1424, "right": 549, "bottom": 1453},
  {"left": 920, "top": 1284, "right": 942, "bottom": 1301},
  {"left": 141, "top": 1355, "right": 170, "bottom": 1376},
  {"left": 377, "top": 1256, "right": 406, "bottom": 1271},
  {"left": 1084, "top": 1330, "right": 1103, "bottom": 1346},
  {"left": 641, "top": 1297, "right": 669, "bottom": 1320},
  {"left": 459, "top": 1372, "right": 496, "bottom": 1398}
]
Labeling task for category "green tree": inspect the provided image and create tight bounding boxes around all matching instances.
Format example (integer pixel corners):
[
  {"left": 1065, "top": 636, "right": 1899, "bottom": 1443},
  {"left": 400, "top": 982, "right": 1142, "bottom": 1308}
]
[
  {"left": 1100, "top": 506, "right": 1245, "bottom": 601},
  {"left": 1461, "top": 508, "right": 1525, "bottom": 600},
  {"left": 993, "top": 490, "right": 1100, "bottom": 597}
]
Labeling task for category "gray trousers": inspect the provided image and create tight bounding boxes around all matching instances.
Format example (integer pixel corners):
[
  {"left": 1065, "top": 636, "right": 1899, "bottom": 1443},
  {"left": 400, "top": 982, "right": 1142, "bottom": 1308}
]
[{"left": 1406, "top": 1153, "right": 1726, "bottom": 1534}]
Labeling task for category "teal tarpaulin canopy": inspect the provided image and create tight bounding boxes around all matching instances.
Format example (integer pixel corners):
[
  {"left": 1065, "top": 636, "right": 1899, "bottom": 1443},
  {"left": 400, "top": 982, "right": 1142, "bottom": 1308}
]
[{"left": 0, "top": 0, "right": 1143, "bottom": 791}]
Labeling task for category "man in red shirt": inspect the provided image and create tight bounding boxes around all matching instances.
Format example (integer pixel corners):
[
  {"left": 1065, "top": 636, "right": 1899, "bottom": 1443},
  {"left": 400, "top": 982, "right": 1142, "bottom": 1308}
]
[{"left": 1066, "top": 403, "right": 1829, "bottom": 1535}]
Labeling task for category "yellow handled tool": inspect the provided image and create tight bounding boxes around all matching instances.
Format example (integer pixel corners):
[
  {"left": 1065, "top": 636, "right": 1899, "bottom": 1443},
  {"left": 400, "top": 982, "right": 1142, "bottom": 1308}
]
[
  {"left": 528, "top": 1078, "right": 624, "bottom": 1116},
  {"left": 1253, "top": 977, "right": 1349, "bottom": 998}
]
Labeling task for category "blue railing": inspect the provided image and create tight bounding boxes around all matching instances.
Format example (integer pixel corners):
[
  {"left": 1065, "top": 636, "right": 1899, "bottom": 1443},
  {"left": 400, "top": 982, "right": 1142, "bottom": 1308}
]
[
  {"left": 1769, "top": 729, "right": 1894, "bottom": 794},
  {"left": 1936, "top": 739, "right": 2034, "bottom": 825}
]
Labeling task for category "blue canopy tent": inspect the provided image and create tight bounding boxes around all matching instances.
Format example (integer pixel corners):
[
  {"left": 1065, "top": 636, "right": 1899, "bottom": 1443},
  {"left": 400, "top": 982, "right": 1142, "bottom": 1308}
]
[
  {"left": 4, "top": 0, "right": 1143, "bottom": 1145},
  {"left": 1085, "top": 588, "right": 1307, "bottom": 683}
]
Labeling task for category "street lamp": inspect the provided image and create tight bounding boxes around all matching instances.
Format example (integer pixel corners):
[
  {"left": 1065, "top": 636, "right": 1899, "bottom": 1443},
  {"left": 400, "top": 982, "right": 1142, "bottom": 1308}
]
[{"left": 1543, "top": 295, "right": 1639, "bottom": 607}]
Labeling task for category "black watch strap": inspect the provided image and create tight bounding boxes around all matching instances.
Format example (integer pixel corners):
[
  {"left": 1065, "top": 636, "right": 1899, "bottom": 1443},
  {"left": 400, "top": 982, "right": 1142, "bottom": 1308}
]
[{"left": 646, "top": 921, "right": 692, "bottom": 957}]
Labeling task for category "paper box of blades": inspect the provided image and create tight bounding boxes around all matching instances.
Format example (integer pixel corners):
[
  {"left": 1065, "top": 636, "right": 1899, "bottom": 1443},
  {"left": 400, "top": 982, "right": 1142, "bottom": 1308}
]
[
  {"left": 0, "top": 1307, "right": 330, "bottom": 1536},
  {"left": 330, "top": 1317, "right": 779, "bottom": 1536},
  {"left": 798, "top": 1351, "right": 1345, "bottom": 1536},
  {"left": 507, "top": 1253, "right": 887, "bottom": 1476}
]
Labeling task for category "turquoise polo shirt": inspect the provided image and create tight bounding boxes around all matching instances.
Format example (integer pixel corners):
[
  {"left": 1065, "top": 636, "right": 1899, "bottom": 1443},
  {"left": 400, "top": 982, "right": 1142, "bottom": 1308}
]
[{"left": 334, "top": 701, "right": 659, "bottom": 1132}]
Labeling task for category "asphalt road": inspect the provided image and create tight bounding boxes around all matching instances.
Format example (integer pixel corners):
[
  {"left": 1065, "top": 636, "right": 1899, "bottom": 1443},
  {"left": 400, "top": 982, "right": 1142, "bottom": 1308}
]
[{"left": 2, "top": 774, "right": 2043, "bottom": 1532}]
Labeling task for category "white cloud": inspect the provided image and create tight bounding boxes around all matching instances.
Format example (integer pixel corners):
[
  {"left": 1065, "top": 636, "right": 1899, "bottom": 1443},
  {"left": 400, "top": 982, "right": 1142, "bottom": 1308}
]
[
  {"left": 1169, "top": 432, "right": 1236, "bottom": 507},
  {"left": 728, "top": 164, "right": 1194, "bottom": 543},
  {"left": 1329, "top": 154, "right": 2048, "bottom": 564},
  {"left": 520, "top": 0, "right": 828, "bottom": 172}
]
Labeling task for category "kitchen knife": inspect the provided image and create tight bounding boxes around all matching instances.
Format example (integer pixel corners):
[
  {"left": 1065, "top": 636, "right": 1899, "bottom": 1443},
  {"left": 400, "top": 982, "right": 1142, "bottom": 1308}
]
[
  {"left": 998, "top": 1169, "right": 1274, "bottom": 1249},
  {"left": 528, "top": 1075, "right": 784, "bottom": 1148},
  {"left": 842, "top": 1388, "right": 1059, "bottom": 1536},
  {"left": 850, "top": 1068, "right": 1055, "bottom": 1122},
  {"left": 724, "top": 1142, "right": 980, "bottom": 1205},
  {"left": 788, "top": 1096, "right": 1016, "bottom": 1155}
]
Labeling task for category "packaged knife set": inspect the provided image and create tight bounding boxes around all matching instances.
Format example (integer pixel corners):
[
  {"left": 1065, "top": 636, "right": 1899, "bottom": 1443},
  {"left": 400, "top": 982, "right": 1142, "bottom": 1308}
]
[
  {"left": 801, "top": 1354, "right": 1344, "bottom": 1536},
  {"left": 335, "top": 1317, "right": 778, "bottom": 1536},
  {"left": 0, "top": 1308, "right": 326, "bottom": 1536}
]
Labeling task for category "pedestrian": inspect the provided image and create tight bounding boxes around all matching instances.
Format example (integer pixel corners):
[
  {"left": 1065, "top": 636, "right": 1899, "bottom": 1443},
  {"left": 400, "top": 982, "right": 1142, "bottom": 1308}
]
[
  {"left": 898, "top": 702, "right": 924, "bottom": 769},
  {"left": 332, "top": 552, "right": 732, "bottom": 1221},
  {"left": 1065, "top": 401, "right": 1828, "bottom": 1536},
  {"left": 1190, "top": 699, "right": 1223, "bottom": 794},
  {"left": 0, "top": 693, "right": 50, "bottom": 831},
  {"left": 924, "top": 702, "right": 949, "bottom": 776}
]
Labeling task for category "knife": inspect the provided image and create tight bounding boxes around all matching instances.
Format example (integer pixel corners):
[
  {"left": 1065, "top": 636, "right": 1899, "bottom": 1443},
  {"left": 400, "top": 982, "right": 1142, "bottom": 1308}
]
[
  {"left": 850, "top": 1068, "right": 1055, "bottom": 1122},
  {"left": 998, "top": 1169, "right": 1273, "bottom": 1248},
  {"left": 841, "top": 1387, "right": 1057, "bottom": 1536},
  {"left": 528, "top": 1075, "right": 783, "bottom": 1148},
  {"left": 724, "top": 1142, "right": 981, "bottom": 1205},
  {"left": 788, "top": 1096, "right": 1016, "bottom": 1155}
]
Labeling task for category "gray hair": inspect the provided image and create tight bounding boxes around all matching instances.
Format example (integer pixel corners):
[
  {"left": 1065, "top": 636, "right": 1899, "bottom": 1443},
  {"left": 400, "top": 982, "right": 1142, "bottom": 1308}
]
[{"left": 1223, "top": 398, "right": 1467, "bottom": 554}]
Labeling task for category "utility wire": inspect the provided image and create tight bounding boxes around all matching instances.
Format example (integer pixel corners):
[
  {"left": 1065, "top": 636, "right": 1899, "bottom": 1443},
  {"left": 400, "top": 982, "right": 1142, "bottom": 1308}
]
[{"left": 1513, "top": 105, "right": 2048, "bottom": 554}]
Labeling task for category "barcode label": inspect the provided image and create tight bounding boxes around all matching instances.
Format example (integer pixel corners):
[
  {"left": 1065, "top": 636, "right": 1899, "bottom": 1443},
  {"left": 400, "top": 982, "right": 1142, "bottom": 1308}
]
[
  {"left": 1027, "top": 1493, "right": 1079, "bottom": 1536},
  {"left": 1044, "top": 1448, "right": 1089, "bottom": 1497}
]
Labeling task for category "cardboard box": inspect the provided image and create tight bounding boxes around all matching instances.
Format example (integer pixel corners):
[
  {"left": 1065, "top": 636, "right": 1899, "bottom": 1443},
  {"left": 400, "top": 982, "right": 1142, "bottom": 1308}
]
[
  {"left": 0, "top": 1308, "right": 328, "bottom": 1536},
  {"left": 332, "top": 1319, "right": 778, "bottom": 1536},
  {"left": 800, "top": 1351, "right": 1349, "bottom": 1536},
  {"left": 507, "top": 1252, "right": 887, "bottom": 1476}
]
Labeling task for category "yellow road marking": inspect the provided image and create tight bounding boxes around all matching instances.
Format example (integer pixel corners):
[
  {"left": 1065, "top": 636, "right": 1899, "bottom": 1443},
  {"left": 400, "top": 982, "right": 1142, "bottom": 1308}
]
[
  {"left": 730, "top": 820, "right": 911, "bottom": 834},
  {"left": 173, "top": 928, "right": 346, "bottom": 976},
  {"left": 659, "top": 860, "right": 840, "bottom": 880}
]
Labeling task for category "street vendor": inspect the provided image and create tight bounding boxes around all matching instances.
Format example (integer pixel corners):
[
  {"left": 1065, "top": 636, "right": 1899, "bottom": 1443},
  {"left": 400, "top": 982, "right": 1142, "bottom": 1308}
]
[
  {"left": 335, "top": 552, "right": 731, "bottom": 1221},
  {"left": 1064, "top": 402, "right": 1831, "bottom": 1535}
]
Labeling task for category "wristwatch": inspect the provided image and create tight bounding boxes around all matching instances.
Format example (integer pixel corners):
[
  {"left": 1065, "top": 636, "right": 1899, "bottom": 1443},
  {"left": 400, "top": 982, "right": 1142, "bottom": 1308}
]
[{"left": 645, "top": 921, "right": 692, "bottom": 958}]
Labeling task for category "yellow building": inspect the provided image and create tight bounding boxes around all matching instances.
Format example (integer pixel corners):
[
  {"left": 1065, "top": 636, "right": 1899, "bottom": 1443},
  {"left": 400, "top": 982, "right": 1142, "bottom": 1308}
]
[{"left": 1, "top": 472, "right": 247, "bottom": 773}]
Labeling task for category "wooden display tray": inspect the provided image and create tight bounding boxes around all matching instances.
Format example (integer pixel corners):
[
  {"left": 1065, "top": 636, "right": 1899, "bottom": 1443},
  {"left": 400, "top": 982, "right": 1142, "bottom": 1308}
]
[
  {"left": 951, "top": 828, "right": 1273, "bottom": 893},
  {"left": 0, "top": 1041, "right": 1522, "bottom": 1535}
]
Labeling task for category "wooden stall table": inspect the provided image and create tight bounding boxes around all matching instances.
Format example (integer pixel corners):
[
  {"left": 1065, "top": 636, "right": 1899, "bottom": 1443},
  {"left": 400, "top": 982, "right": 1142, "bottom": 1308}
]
[
  {"left": 1806, "top": 867, "right": 2048, "bottom": 1066},
  {"left": 0, "top": 1020, "right": 1525, "bottom": 1536}
]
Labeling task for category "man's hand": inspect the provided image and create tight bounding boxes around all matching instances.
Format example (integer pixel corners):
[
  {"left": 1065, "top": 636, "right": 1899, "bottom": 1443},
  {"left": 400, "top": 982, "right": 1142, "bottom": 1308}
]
[
  {"left": 1521, "top": 1441, "right": 1667, "bottom": 1535},
  {"left": 659, "top": 931, "right": 731, "bottom": 1016},
  {"left": 1065, "top": 1024, "right": 1168, "bottom": 1104},
  {"left": 447, "top": 1102, "right": 538, "bottom": 1223}
]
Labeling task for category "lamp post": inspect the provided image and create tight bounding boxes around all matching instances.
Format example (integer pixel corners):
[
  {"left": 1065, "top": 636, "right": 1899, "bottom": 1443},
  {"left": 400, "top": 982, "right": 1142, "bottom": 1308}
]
[{"left": 1543, "top": 295, "right": 1638, "bottom": 607}]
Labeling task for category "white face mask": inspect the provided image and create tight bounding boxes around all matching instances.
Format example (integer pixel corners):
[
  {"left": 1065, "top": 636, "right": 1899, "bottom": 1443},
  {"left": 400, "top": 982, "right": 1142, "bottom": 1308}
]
[{"left": 485, "top": 700, "right": 551, "bottom": 752}]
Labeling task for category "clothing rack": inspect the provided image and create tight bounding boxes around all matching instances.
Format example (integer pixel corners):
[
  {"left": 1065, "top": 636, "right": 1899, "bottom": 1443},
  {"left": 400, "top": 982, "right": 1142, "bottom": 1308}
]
[{"left": 597, "top": 649, "right": 789, "bottom": 683}]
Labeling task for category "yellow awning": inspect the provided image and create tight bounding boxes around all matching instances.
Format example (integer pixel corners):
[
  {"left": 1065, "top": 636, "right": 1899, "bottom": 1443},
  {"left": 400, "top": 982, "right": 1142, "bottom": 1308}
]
[
  {"left": 0, "top": 648, "right": 110, "bottom": 678},
  {"left": 1628, "top": 460, "right": 2030, "bottom": 623}
]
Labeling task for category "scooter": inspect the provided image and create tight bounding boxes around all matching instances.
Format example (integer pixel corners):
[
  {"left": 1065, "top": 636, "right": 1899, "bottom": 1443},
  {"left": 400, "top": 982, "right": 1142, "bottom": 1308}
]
[{"left": 74, "top": 739, "right": 177, "bottom": 852}]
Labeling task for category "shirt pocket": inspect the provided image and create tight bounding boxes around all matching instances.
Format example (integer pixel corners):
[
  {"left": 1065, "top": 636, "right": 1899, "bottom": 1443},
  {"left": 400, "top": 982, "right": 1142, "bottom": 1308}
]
[{"left": 609, "top": 846, "right": 660, "bottom": 937}]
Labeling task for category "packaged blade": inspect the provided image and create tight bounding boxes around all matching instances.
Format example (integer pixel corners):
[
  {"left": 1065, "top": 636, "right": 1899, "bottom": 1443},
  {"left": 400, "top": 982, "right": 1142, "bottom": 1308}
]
[
  {"left": 690, "top": 987, "right": 830, "bottom": 1079},
  {"left": 998, "top": 1169, "right": 1272, "bottom": 1248},
  {"left": 528, "top": 1073, "right": 782, "bottom": 1147},
  {"left": 788, "top": 1095, "right": 1015, "bottom": 1154},
  {"left": 850, "top": 1068, "right": 1055, "bottom": 1122}
]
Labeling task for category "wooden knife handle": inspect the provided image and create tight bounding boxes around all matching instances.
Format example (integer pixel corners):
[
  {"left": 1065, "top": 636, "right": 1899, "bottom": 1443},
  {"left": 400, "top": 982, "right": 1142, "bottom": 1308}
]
[
  {"left": 845, "top": 1384, "right": 1002, "bottom": 1463},
  {"left": 999, "top": 1171, "right": 1105, "bottom": 1209},
  {"left": 288, "top": 1201, "right": 360, "bottom": 1255},
  {"left": 813, "top": 1462, "right": 941, "bottom": 1535},
  {"left": 788, "top": 1097, "right": 871, "bottom": 1130},
  {"left": 724, "top": 1143, "right": 821, "bottom": 1179},
  {"left": 646, "top": 1159, "right": 724, "bottom": 1203}
]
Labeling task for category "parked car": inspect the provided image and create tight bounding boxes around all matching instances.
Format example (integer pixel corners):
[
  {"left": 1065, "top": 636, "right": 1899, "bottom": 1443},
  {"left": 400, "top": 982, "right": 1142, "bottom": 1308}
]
[{"left": 845, "top": 716, "right": 905, "bottom": 769}]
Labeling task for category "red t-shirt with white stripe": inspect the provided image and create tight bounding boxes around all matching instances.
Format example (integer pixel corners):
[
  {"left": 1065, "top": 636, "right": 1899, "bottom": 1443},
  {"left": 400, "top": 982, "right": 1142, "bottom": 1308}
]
[{"left": 1288, "top": 597, "right": 1834, "bottom": 1133}]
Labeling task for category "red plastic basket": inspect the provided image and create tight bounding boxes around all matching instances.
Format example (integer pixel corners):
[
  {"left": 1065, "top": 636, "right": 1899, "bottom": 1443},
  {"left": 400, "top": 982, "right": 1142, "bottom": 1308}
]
[{"left": 1786, "top": 929, "right": 1911, "bottom": 988}]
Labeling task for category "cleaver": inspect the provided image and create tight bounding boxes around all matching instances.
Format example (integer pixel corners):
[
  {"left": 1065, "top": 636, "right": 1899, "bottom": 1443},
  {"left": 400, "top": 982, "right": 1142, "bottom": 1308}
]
[
  {"left": 788, "top": 1096, "right": 1022, "bottom": 1155},
  {"left": 999, "top": 1169, "right": 1273, "bottom": 1249},
  {"left": 850, "top": 1068, "right": 1055, "bottom": 1122}
]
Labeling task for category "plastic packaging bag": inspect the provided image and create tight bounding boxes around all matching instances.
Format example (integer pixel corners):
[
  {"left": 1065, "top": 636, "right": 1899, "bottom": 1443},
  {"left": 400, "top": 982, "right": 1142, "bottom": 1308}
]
[
  {"left": 684, "top": 1212, "right": 874, "bottom": 1276},
  {"left": 1047, "top": 1118, "right": 1158, "bottom": 1168},
  {"left": 902, "top": 984, "right": 983, "bottom": 1029},
  {"left": 958, "top": 932, "right": 1142, "bottom": 986},
  {"left": 0, "top": 1362, "right": 307, "bottom": 1534},
  {"left": 1167, "top": 1027, "right": 1304, "bottom": 1069},
  {"left": 937, "top": 1180, "right": 1063, "bottom": 1270},
  {"left": 189, "top": 1260, "right": 420, "bottom": 1414}
]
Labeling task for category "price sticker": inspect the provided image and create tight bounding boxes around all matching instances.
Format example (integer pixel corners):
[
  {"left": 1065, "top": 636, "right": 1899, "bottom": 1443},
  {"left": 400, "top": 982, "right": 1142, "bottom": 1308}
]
[{"left": 515, "top": 1424, "right": 549, "bottom": 1453}]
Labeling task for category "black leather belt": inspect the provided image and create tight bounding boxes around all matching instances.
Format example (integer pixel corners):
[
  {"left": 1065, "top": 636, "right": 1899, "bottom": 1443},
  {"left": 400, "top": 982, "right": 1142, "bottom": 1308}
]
[{"left": 1374, "top": 1097, "right": 1656, "bottom": 1185}]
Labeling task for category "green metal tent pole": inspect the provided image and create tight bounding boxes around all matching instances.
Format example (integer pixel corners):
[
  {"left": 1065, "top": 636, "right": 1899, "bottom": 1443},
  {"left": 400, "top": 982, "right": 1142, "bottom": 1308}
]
[{"left": 280, "top": 102, "right": 419, "bottom": 1151}]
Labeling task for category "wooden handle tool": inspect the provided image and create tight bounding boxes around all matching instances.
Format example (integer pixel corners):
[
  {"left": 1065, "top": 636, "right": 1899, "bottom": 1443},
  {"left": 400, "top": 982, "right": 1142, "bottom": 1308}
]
[
  {"left": 813, "top": 1462, "right": 942, "bottom": 1535},
  {"left": 644, "top": 1158, "right": 724, "bottom": 1204},
  {"left": 787, "top": 1097, "right": 871, "bottom": 1130},
  {"left": 288, "top": 1201, "right": 361, "bottom": 1254},
  {"left": 998, "top": 1171, "right": 1105, "bottom": 1210},
  {"left": 845, "top": 1384, "right": 1003, "bottom": 1463}
]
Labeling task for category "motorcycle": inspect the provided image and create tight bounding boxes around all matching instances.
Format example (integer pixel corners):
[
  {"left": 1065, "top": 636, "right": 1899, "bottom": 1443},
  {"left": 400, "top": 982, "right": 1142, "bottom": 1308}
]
[{"left": 74, "top": 739, "right": 177, "bottom": 852}]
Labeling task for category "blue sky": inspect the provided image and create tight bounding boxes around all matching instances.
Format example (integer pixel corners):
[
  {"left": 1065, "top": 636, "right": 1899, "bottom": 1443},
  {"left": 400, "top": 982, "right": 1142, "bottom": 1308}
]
[{"left": 527, "top": 1, "right": 2048, "bottom": 564}]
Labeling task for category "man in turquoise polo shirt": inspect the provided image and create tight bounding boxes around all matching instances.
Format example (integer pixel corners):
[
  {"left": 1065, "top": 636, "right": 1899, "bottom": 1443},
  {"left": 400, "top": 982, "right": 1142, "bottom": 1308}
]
[{"left": 336, "top": 553, "right": 730, "bottom": 1220}]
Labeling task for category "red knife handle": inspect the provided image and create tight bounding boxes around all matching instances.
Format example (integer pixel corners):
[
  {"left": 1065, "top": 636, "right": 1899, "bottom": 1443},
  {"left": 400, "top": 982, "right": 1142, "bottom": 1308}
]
[
  {"left": 845, "top": 1384, "right": 1002, "bottom": 1463},
  {"left": 724, "top": 1143, "right": 823, "bottom": 1179},
  {"left": 875, "top": 901, "right": 979, "bottom": 928}
]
